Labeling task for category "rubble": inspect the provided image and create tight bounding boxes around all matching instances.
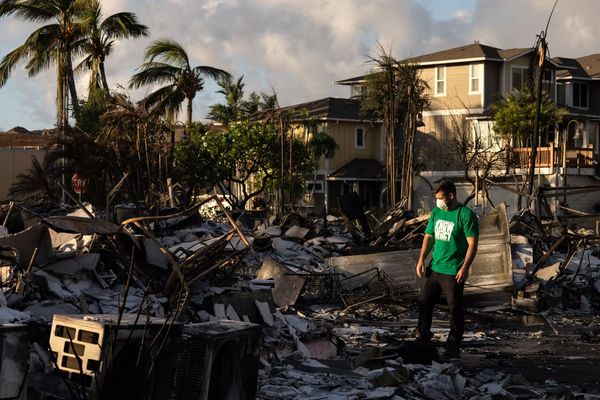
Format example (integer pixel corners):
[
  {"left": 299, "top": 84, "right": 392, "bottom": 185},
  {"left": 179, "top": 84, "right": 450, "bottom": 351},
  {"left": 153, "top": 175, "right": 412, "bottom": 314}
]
[{"left": 0, "top": 197, "right": 598, "bottom": 398}]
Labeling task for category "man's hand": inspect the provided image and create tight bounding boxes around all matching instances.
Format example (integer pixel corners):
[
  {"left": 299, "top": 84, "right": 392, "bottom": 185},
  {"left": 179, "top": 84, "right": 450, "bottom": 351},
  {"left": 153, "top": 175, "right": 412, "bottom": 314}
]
[
  {"left": 416, "top": 261, "right": 426, "bottom": 278},
  {"left": 455, "top": 267, "right": 469, "bottom": 283},
  {"left": 417, "top": 234, "right": 433, "bottom": 278}
]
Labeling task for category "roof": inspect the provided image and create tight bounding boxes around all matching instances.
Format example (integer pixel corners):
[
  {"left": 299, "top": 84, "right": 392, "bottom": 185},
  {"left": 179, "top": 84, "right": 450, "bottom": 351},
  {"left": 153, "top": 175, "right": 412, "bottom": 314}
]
[
  {"left": 0, "top": 133, "right": 56, "bottom": 148},
  {"left": 0, "top": 127, "right": 58, "bottom": 148},
  {"left": 497, "top": 48, "right": 531, "bottom": 60},
  {"left": 336, "top": 43, "right": 568, "bottom": 85},
  {"left": 328, "top": 157, "right": 385, "bottom": 181},
  {"left": 405, "top": 43, "right": 504, "bottom": 64},
  {"left": 556, "top": 54, "right": 600, "bottom": 79},
  {"left": 281, "top": 97, "right": 363, "bottom": 121}
]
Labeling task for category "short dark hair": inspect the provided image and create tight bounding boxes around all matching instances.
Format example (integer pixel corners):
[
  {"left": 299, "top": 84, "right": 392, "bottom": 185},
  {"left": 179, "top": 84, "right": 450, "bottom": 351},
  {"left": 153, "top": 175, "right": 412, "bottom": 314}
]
[{"left": 434, "top": 180, "right": 456, "bottom": 196}]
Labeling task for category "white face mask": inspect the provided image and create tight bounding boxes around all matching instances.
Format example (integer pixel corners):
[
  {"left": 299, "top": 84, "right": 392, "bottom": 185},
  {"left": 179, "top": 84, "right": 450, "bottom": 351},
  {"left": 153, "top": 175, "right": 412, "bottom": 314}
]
[{"left": 436, "top": 198, "right": 449, "bottom": 211}]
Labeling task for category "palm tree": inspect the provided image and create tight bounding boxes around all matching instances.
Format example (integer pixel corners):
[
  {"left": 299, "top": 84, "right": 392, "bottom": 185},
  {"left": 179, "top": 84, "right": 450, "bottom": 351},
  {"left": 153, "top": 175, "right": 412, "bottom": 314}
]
[
  {"left": 76, "top": 0, "right": 148, "bottom": 93},
  {"left": 207, "top": 76, "right": 245, "bottom": 125},
  {"left": 0, "top": 0, "right": 88, "bottom": 126},
  {"left": 242, "top": 90, "right": 279, "bottom": 115},
  {"left": 129, "top": 39, "right": 231, "bottom": 124}
]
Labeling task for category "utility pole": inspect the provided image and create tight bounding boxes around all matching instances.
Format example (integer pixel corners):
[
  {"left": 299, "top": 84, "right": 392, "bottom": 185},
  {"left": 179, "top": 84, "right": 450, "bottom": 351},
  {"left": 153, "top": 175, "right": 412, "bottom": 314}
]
[
  {"left": 279, "top": 113, "right": 285, "bottom": 216},
  {"left": 387, "top": 65, "right": 396, "bottom": 208},
  {"left": 527, "top": 0, "right": 559, "bottom": 208},
  {"left": 527, "top": 33, "right": 546, "bottom": 201}
]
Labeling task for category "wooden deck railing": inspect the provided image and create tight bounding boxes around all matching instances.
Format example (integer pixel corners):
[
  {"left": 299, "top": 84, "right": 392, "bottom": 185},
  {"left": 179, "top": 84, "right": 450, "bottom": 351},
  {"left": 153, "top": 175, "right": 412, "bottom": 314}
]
[{"left": 510, "top": 146, "right": 595, "bottom": 169}]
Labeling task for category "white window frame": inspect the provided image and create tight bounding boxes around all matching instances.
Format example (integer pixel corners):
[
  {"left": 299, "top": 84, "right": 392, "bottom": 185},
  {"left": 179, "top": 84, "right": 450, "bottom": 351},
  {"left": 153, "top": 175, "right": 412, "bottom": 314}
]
[
  {"left": 469, "top": 63, "right": 482, "bottom": 94},
  {"left": 355, "top": 127, "right": 366, "bottom": 148},
  {"left": 435, "top": 66, "right": 446, "bottom": 96},
  {"left": 306, "top": 180, "right": 324, "bottom": 193},
  {"left": 471, "top": 119, "right": 501, "bottom": 152},
  {"left": 510, "top": 65, "right": 528, "bottom": 92},
  {"left": 572, "top": 82, "right": 589, "bottom": 110}
]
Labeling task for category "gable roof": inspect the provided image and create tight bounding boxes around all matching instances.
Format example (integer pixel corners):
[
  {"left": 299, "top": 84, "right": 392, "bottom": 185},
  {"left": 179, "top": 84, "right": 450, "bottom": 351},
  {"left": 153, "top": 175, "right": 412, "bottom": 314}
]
[
  {"left": 328, "top": 157, "right": 385, "bottom": 181},
  {"left": 404, "top": 43, "right": 504, "bottom": 64},
  {"left": 336, "top": 43, "right": 569, "bottom": 85},
  {"left": 556, "top": 54, "right": 600, "bottom": 79},
  {"left": 281, "top": 97, "right": 363, "bottom": 121}
]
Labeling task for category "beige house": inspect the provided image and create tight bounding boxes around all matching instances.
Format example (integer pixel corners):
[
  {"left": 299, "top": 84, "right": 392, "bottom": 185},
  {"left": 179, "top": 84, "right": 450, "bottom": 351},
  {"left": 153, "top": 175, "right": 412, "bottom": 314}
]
[
  {"left": 335, "top": 43, "right": 600, "bottom": 214},
  {"left": 280, "top": 97, "right": 385, "bottom": 214}
]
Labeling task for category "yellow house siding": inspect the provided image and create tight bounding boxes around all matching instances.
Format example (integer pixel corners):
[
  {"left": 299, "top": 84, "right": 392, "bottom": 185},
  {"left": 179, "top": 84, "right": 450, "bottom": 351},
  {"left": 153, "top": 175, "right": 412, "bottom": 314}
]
[
  {"left": 322, "top": 122, "right": 382, "bottom": 171},
  {"left": 423, "top": 63, "right": 482, "bottom": 111},
  {"left": 417, "top": 114, "right": 469, "bottom": 171}
]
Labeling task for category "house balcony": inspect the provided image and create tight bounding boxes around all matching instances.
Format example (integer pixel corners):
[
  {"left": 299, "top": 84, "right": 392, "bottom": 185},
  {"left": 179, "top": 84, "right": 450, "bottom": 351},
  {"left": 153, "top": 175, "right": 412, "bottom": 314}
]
[{"left": 509, "top": 145, "right": 597, "bottom": 174}]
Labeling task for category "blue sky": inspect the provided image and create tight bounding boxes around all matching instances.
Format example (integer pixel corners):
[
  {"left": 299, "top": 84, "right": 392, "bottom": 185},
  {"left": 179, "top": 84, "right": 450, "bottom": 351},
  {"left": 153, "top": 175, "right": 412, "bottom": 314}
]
[
  {"left": 416, "top": 0, "right": 477, "bottom": 21},
  {"left": 0, "top": 0, "right": 598, "bottom": 131}
]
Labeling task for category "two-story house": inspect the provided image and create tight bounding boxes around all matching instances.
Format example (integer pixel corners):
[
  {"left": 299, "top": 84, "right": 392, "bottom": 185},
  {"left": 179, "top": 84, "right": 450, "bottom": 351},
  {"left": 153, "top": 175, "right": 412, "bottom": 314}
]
[
  {"left": 335, "top": 43, "right": 600, "bottom": 214},
  {"left": 279, "top": 97, "right": 385, "bottom": 215}
]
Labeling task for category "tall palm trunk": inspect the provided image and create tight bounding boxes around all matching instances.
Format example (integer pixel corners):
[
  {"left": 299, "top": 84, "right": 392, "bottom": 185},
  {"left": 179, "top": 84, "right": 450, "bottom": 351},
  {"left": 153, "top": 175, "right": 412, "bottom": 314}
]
[
  {"left": 186, "top": 97, "right": 193, "bottom": 124},
  {"left": 65, "top": 47, "right": 79, "bottom": 115},
  {"left": 56, "top": 49, "right": 66, "bottom": 127},
  {"left": 100, "top": 60, "right": 109, "bottom": 91}
]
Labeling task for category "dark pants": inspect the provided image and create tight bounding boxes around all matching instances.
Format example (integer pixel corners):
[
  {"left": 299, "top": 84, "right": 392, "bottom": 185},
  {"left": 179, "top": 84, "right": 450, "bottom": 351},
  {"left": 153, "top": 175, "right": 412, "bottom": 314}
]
[{"left": 417, "top": 269, "right": 465, "bottom": 347}]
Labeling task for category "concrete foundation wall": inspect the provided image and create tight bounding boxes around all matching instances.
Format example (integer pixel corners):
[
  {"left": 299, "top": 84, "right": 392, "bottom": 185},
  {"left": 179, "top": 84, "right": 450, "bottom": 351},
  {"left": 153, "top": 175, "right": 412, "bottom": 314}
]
[{"left": 0, "top": 148, "right": 47, "bottom": 201}]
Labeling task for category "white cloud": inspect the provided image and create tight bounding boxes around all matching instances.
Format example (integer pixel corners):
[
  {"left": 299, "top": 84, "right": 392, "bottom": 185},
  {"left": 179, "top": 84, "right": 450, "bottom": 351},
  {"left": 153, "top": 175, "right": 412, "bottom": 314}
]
[{"left": 2, "top": 0, "right": 600, "bottom": 129}]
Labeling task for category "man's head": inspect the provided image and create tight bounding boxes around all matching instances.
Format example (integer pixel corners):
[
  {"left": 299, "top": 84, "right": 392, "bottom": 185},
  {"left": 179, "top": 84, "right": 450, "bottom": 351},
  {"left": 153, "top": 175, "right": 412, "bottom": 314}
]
[{"left": 434, "top": 180, "right": 458, "bottom": 210}]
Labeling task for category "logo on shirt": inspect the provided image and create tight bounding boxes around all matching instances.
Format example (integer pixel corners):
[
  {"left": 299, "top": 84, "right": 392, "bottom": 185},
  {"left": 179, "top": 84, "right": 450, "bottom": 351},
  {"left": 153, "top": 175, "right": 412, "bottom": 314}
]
[{"left": 435, "top": 220, "right": 454, "bottom": 241}]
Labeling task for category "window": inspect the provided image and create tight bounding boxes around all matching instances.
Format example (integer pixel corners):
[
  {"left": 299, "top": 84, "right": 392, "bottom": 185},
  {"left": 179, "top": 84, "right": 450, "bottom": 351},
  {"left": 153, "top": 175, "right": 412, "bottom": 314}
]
[
  {"left": 306, "top": 181, "right": 324, "bottom": 193},
  {"left": 557, "top": 82, "right": 566, "bottom": 106},
  {"left": 351, "top": 84, "right": 367, "bottom": 98},
  {"left": 511, "top": 66, "right": 529, "bottom": 91},
  {"left": 355, "top": 127, "right": 365, "bottom": 148},
  {"left": 435, "top": 66, "right": 446, "bottom": 96},
  {"left": 470, "top": 64, "right": 482, "bottom": 93},
  {"left": 541, "top": 69, "right": 554, "bottom": 95},
  {"left": 542, "top": 69, "right": 553, "bottom": 83},
  {"left": 471, "top": 119, "right": 501, "bottom": 151},
  {"left": 573, "top": 82, "right": 588, "bottom": 108}
]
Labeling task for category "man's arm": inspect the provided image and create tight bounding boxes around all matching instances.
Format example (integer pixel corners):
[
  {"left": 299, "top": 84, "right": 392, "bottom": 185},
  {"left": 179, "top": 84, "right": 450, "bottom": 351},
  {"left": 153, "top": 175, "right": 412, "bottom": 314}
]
[
  {"left": 416, "top": 233, "right": 434, "bottom": 278},
  {"left": 455, "top": 236, "right": 478, "bottom": 283}
]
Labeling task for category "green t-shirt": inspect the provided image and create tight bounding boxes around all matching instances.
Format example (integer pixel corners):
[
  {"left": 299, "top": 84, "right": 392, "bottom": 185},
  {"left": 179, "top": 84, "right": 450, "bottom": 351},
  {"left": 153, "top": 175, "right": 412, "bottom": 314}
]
[{"left": 424, "top": 204, "right": 479, "bottom": 275}]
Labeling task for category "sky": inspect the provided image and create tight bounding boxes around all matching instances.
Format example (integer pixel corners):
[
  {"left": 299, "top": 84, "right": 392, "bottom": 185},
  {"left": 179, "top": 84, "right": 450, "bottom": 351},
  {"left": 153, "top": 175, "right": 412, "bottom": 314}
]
[{"left": 0, "top": 0, "right": 599, "bottom": 131}]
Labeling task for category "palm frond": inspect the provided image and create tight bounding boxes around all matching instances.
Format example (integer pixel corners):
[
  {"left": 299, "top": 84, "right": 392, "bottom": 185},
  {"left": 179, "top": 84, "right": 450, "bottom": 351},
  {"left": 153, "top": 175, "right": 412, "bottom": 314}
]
[
  {"left": 0, "top": 44, "right": 30, "bottom": 86},
  {"left": 193, "top": 65, "right": 231, "bottom": 82},
  {"left": 129, "top": 62, "right": 180, "bottom": 88},
  {"left": 0, "top": 0, "right": 54, "bottom": 22},
  {"left": 144, "top": 38, "right": 189, "bottom": 69},
  {"left": 100, "top": 12, "right": 148, "bottom": 38}
]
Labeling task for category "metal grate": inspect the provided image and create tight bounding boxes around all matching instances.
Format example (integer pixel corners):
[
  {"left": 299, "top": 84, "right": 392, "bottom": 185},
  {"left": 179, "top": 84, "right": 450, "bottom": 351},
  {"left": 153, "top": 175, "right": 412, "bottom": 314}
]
[
  {"left": 171, "top": 321, "right": 262, "bottom": 400},
  {"left": 340, "top": 268, "right": 393, "bottom": 308}
]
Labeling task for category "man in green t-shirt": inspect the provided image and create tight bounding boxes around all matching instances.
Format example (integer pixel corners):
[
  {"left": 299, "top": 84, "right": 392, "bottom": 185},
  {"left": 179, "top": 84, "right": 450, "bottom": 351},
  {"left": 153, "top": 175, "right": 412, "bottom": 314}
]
[{"left": 415, "top": 180, "right": 479, "bottom": 357}]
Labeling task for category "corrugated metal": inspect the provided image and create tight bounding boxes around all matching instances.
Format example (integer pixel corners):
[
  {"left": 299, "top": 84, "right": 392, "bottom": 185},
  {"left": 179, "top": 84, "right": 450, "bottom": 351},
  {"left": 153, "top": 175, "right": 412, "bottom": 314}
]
[{"left": 327, "top": 203, "right": 512, "bottom": 294}]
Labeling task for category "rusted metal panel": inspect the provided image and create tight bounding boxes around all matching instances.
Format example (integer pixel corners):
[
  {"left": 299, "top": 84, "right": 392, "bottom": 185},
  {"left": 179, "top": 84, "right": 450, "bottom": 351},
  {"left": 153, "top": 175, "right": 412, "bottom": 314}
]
[{"left": 327, "top": 204, "right": 512, "bottom": 294}]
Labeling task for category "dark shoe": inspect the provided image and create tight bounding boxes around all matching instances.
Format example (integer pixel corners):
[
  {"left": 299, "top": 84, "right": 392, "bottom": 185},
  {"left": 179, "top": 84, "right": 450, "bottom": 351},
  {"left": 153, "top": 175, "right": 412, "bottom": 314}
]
[
  {"left": 415, "top": 331, "right": 433, "bottom": 344},
  {"left": 442, "top": 344, "right": 460, "bottom": 360}
]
